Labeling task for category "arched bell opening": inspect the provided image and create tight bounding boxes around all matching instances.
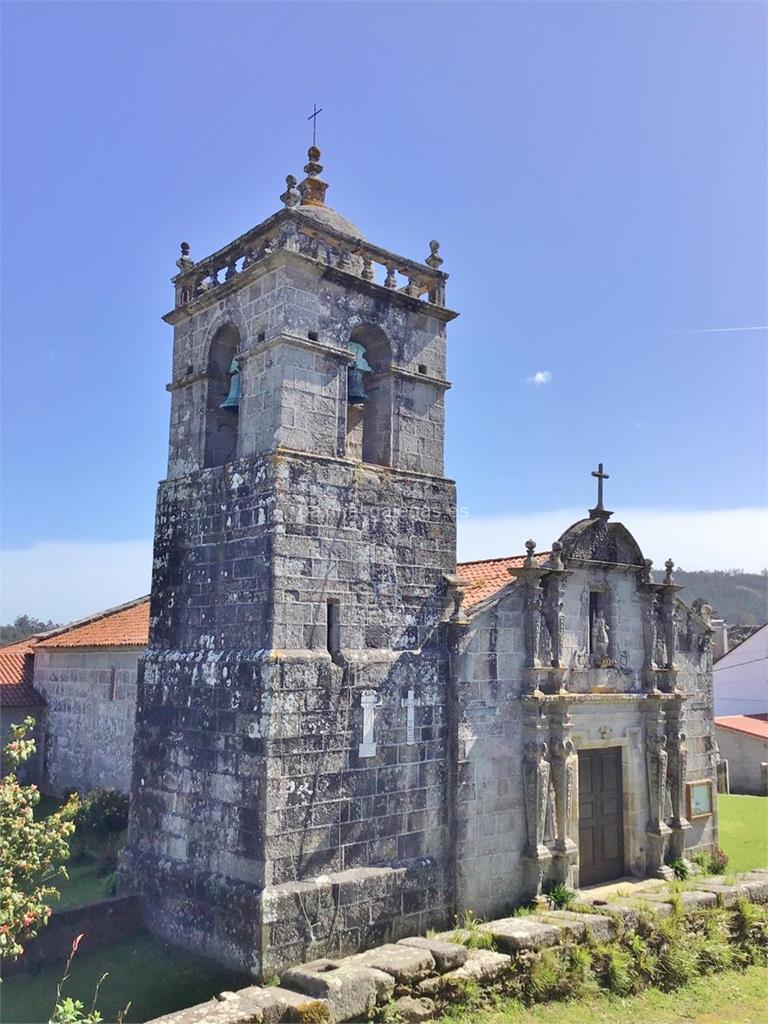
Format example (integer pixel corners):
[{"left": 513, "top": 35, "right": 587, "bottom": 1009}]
[
  {"left": 345, "top": 324, "right": 392, "bottom": 466},
  {"left": 203, "top": 323, "right": 240, "bottom": 468}
]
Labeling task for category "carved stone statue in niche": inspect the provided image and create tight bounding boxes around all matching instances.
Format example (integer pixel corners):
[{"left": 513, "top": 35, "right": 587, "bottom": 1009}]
[
  {"left": 522, "top": 739, "right": 551, "bottom": 857},
  {"left": 591, "top": 609, "right": 610, "bottom": 665},
  {"left": 645, "top": 709, "right": 669, "bottom": 830},
  {"left": 666, "top": 724, "right": 689, "bottom": 830}
]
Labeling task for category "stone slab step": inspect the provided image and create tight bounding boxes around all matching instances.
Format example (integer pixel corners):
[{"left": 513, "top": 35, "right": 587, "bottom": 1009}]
[
  {"left": 477, "top": 916, "right": 561, "bottom": 950},
  {"left": 280, "top": 958, "right": 392, "bottom": 1022},
  {"left": 397, "top": 936, "right": 468, "bottom": 972},
  {"left": 342, "top": 942, "right": 436, "bottom": 984},
  {"left": 537, "top": 910, "right": 617, "bottom": 942}
]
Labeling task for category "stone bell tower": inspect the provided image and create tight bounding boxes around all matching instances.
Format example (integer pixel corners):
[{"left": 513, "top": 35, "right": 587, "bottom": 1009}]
[{"left": 121, "top": 146, "right": 460, "bottom": 976}]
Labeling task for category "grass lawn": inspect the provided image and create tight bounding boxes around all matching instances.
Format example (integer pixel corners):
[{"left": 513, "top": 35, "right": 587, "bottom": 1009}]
[
  {"left": 436, "top": 965, "right": 768, "bottom": 1023},
  {"left": 717, "top": 793, "right": 768, "bottom": 872},
  {"left": 1, "top": 930, "right": 250, "bottom": 1024}
]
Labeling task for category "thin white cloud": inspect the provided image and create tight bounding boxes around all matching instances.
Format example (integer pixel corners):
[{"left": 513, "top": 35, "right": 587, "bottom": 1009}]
[
  {"left": 666, "top": 325, "right": 768, "bottom": 335},
  {"left": 458, "top": 506, "right": 768, "bottom": 573},
  {"left": 525, "top": 370, "right": 552, "bottom": 385},
  {"left": 1, "top": 540, "right": 153, "bottom": 624},
  {"left": 2, "top": 507, "right": 766, "bottom": 625}
]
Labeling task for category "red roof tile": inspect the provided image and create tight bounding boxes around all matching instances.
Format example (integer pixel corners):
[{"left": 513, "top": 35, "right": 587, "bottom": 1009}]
[
  {"left": 36, "top": 597, "right": 150, "bottom": 649},
  {"left": 0, "top": 641, "right": 45, "bottom": 707},
  {"left": 715, "top": 714, "right": 768, "bottom": 740},
  {"left": 458, "top": 553, "right": 551, "bottom": 610}
]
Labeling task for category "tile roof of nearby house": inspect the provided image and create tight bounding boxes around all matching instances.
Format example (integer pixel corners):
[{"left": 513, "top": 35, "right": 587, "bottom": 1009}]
[
  {"left": 35, "top": 597, "right": 151, "bottom": 649},
  {"left": 457, "top": 553, "right": 551, "bottom": 610},
  {"left": 0, "top": 640, "right": 45, "bottom": 707},
  {"left": 714, "top": 714, "right": 768, "bottom": 740}
]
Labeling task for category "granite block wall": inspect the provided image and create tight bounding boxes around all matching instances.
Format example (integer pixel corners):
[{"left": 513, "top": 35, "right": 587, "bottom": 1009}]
[{"left": 33, "top": 648, "right": 140, "bottom": 795}]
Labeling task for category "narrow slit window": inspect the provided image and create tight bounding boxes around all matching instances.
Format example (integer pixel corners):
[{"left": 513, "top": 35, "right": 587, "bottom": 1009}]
[{"left": 327, "top": 600, "right": 341, "bottom": 657}]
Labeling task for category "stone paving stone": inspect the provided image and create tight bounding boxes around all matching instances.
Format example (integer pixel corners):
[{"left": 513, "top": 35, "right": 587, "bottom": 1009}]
[
  {"left": 477, "top": 916, "right": 561, "bottom": 950},
  {"left": 280, "top": 958, "right": 382, "bottom": 1022},
  {"left": 685, "top": 881, "right": 748, "bottom": 907},
  {"left": 537, "top": 910, "right": 617, "bottom": 942},
  {"left": 397, "top": 936, "right": 468, "bottom": 972},
  {"left": 343, "top": 943, "right": 436, "bottom": 984}
]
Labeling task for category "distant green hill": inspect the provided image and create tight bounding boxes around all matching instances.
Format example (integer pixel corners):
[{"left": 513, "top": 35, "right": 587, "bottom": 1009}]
[{"left": 654, "top": 569, "right": 767, "bottom": 625}]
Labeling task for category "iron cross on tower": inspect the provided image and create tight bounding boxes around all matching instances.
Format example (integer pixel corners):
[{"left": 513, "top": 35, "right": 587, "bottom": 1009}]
[
  {"left": 308, "top": 103, "right": 323, "bottom": 146},
  {"left": 591, "top": 462, "right": 610, "bottom": 512}
]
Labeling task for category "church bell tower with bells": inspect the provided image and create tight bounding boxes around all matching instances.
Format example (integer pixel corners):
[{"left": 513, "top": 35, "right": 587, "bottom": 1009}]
[{"left": 122, "top": 136, "right": 461, "bottom": 976}]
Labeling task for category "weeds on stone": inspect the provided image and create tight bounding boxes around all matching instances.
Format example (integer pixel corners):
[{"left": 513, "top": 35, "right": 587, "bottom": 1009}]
[
  {"left": 446, "top": 910, "right": 495, "bottom": 950},
  {"left": 541, "top": 880, "right": 577, "bottom": 910}
]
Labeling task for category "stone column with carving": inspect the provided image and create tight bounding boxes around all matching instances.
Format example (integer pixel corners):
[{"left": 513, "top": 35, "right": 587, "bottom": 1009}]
[
  {"left": 665, "top": 697, "right": 692, "bottom": 862},
  {"left": 521, "top": 699, "right": 552, "bottom": 896},
  {"left": 516, "top": 541, "right": 549, "bottom": 693},
  {"left": 543, "top": 542, "right": 571, "bottom": 690},
  {"left": 659, "top": 560, "right": 684, "bottom": 679},
  {"left": 643, "top": 697, "right": 673, "bottom": 878},
  {"left": 547, "top": 701, "right": 578, "bottom": 885}
]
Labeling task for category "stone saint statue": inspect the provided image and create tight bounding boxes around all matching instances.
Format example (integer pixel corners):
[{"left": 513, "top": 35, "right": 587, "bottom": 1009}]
[{"left": 592, "top": 610, "right": 610, "bottom": 665}]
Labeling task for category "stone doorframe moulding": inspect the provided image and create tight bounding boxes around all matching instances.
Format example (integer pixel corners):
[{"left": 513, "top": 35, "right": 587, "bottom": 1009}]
[{"left": 572, "top": 724, "right": 646, "bottom": 886}]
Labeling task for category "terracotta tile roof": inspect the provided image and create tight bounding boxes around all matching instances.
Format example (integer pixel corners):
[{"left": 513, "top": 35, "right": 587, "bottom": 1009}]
[
  {"left": 458, "top": 553, "right": 551, "bottom": 610},
  {"left": 36, "top": 597, "right": 150, "bottom": 649},
  {"left": 0, "top": 641, "right": 45, "bottom": 707},
  {"left": 715, "top": 714, "right": 768, "bottom": 740}
]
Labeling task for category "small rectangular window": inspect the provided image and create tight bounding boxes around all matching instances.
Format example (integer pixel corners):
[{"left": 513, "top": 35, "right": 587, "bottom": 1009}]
[
  {"left": 327, "top": 600, "right": 341, "bottom": 657},
  {"left": 109, "top": 666, "right": 117, "bottom": 701}
]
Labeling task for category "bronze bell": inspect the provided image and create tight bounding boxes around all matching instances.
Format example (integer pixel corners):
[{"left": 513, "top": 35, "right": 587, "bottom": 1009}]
[
  {"left": 347, "top": 366, "right": 367, "bottom": 407},
  {"left": 347, "top": 342, "right": 372, "bottom": 408},
  {"left": 219, "top": 356, "right": 240, "bottom": 412}
]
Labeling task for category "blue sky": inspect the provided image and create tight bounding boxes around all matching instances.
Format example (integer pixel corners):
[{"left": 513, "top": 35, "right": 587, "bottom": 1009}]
[{"left": 2, "top": 1, "right": 766, "bottom": 621}]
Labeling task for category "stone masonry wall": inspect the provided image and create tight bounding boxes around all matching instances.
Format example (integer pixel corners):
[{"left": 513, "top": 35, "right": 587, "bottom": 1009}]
[
  {"left": 455, "top": 562, "right": 718, "bottom": 919},
  {"left": 123, "top": 451, "right": 456, "bottom": 976},
  {"left": 34, "top": 648, "right": 140, "bottom": 795}
]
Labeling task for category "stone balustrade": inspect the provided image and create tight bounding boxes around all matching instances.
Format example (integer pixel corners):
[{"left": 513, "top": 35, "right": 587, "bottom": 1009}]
[{"left": 170, "top": 211, "right": 447, "bottom": 315}]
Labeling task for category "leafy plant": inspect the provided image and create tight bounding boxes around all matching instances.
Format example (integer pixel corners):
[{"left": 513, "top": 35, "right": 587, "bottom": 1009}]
[
  {"left": 0, "top": 718, "right": 78, "bottom": 960},
  {"left": 692, "top": 847, "right": 730, "bottom": 876},
  {"left": 542, "top": 880, "right": 576, "bottom": 910},
  {"left": 667, "top": 857, "right": 690, "bottom": 880}
]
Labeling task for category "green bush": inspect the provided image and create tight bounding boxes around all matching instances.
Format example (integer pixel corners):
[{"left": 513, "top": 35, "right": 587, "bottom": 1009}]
[
  {"left": 73, "top": 790, "right": 129, "bottom": 837},
  {"left": 692, "top": 847, "right": 730, "bottom": 876}
]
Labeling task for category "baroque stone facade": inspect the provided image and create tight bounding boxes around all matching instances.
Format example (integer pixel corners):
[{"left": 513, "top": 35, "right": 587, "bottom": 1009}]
[{"left": 120, "top": 148, "right": 718, "bottom": 976}]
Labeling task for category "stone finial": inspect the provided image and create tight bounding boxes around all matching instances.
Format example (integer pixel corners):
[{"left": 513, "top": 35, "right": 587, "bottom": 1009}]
[
  {"left": 280, "top": 174, "right": 301, "bottom": 208},
  {"left": 426, "top": 240, "right": 443, "bottom": 269},
  {"left": 524, "top": 539, "right": 537, "bottom": 568},
  {"left": 299, "top": 145, "right": 328, "bottom": 207},
  {"left": 663, "top": 558, "right": 675, "bottom": 584},
  {"left": 304, "top": 145, "right": 323, "bottom": 177},
  {"left": 176, "top": 241, "right": 194, "bottom": 272},
  {"left": 643, "top": 558, "right": 654, "bottom": 584},
  {"left": 551, "top": 540, "right": 564, "bottom": 571}
]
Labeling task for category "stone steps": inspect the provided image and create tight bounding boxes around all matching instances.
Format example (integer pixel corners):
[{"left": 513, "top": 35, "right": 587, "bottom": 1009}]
[{"left": 147, "top": 870, "right": 768, "bottom": 1024}]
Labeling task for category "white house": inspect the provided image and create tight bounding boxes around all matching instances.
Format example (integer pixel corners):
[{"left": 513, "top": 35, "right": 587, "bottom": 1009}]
[{"left": 713, "top": 623, "right": 768, "bottom": 716}]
